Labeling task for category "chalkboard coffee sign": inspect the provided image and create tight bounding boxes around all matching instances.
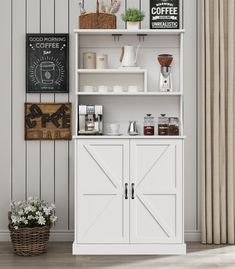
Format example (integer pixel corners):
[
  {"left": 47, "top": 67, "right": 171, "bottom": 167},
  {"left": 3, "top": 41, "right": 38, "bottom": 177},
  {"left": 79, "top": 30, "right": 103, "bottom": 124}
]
[
  {"left": 150, "top": 0, "right": 180, "bottom": 29},
  {"left": 26, "top": 34, "right": 69, "bottom": 93}
]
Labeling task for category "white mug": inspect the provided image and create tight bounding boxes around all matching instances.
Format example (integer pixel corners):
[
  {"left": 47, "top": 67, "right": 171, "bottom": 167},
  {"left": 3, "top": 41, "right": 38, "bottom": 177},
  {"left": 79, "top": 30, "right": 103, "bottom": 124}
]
[
  {"left": 98, "top": 85, "right": 109, "bottom": 92},
  {"left": 82, "top": 85, "right": 96, "bottom": 92},
  {"left": 112, "top": 85, "right": 125, "bottom": 93},
  {"left": 106, "top": 123, "right": 120, "bottom": 135},
  {"left": 128, "top": 85, "right": 141, "bottom": 93}
]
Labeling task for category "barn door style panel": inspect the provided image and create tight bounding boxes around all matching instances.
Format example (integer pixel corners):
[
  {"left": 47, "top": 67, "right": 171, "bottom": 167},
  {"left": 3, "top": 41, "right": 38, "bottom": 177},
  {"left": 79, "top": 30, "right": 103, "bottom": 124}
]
[
  {"left": 76, "top": 139, "right": 129, "bottom": 243},
  {"left": 130, "top": 140, "right": 183, "bottom": 244}
]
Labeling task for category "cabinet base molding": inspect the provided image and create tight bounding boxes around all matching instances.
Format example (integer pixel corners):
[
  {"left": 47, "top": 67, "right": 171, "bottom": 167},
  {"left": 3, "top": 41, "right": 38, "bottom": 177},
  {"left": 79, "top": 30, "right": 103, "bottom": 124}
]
[{"left": 72, "top": 243, "right": 186, "bottom": 255}]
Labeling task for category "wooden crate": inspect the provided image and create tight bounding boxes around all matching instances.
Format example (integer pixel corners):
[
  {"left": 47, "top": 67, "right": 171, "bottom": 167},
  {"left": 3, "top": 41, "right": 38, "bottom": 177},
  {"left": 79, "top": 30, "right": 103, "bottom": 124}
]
[{"left": 79, "top": 13, "right": 116, "bottom": 29}]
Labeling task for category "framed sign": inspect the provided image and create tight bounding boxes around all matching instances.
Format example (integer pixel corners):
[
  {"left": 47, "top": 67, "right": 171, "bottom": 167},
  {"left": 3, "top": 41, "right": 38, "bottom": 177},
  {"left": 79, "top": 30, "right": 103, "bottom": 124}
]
[
  {"left": 150, "top": 0, "right": 180, "bottom": 29},
  {"left": 26, "top": 34, "right": 69, "bottom": 93},
  {"left": 25, "top": 103, "right": 72, "bottom": 140}
]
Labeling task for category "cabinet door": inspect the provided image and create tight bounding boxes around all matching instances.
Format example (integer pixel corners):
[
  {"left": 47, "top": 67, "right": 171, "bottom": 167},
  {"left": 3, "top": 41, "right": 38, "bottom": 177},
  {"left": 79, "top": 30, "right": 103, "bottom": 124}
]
[
  {"left": 130, "top": 139, "right": 183, "bottom": 244},
  {"left": 76, "top": 139, "right": 129, "bottom": 243}
]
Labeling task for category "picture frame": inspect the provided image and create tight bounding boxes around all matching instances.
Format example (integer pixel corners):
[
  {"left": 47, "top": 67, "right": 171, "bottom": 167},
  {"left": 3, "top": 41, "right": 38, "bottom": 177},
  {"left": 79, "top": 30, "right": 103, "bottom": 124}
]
[
  {"left": 26, "top": 34, "right": 69, "bottom": 93},
  {"left": 150, "top": 0, "right": 181, "bottom": 29}
]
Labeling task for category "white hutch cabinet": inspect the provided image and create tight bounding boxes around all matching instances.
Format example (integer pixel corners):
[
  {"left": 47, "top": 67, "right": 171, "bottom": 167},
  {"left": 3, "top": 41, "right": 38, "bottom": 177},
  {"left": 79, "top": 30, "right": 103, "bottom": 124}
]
[{"left": 73, "top": 29, "right": 186, "bottom": 255}]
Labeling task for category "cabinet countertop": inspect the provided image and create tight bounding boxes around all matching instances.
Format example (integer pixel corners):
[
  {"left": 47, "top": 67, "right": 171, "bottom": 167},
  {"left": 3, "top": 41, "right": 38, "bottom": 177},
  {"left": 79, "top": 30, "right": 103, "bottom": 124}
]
[{"left": 73, "top": 135, "right": 186, "bottom": 139}]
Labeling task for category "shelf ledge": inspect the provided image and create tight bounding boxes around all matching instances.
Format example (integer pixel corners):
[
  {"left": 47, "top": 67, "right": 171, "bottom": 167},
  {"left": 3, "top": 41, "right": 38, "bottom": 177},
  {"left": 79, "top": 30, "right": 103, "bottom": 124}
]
[
  {"left": 73, "top": 29, "right": 185, "bottom": 35},
  {"left": 73, "top": 135, "right": 186, "bottom": 139},
  {"left": 77, "top": 92, "right": 182, "bottom": 96},
  {"left": 77, "top": 69, "right": 147, "bottom": 74}
]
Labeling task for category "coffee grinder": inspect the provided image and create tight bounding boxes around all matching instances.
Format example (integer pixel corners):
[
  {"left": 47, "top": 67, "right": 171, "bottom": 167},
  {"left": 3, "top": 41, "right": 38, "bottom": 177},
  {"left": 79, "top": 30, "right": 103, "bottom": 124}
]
[{"left": 158, "top": 54, "right": 173, "bottom": 92}]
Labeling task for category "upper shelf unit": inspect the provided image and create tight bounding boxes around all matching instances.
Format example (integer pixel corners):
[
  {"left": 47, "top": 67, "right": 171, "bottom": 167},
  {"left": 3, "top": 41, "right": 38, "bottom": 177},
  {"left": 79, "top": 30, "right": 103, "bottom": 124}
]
[
  {"left": 74, "top": 29, "right": 185, "bottom": 136},
  {"left": 73, "top": 29, "right": 185, "bottom": 36}
]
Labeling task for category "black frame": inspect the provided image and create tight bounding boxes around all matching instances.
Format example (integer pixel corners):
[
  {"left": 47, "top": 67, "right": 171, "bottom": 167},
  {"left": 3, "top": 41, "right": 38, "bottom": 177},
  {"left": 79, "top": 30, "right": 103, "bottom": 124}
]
[
  {"left": 26, "top": 33, "right": 69, "bottom": 93},
  {"left": 150, "top": 0, "right": 180, "bottom": 29}
]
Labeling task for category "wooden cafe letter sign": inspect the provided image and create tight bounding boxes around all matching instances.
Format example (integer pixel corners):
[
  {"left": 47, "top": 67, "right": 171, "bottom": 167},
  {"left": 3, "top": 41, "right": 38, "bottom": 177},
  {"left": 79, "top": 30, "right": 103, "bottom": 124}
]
[{"left": 25, "top": 103, "right": 72, "bottom": 140}]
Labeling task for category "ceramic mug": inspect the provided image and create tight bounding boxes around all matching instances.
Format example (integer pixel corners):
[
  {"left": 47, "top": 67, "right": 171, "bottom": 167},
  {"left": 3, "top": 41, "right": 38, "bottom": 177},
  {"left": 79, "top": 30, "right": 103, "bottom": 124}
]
[
  {"left": 98, "top": 85, "right": 109, "bottom": 92},
  {"left": 128, "top": 85, "right": 141, "bottom": 93},
  {"left": 112, "top": 85, "right": 125, "bottom": 93},
  {"left": 82, "top": 85, "right": 96, "bottom": 92},
  {"left": 106, "top": 123, "right": 120, "bottom": 135}
]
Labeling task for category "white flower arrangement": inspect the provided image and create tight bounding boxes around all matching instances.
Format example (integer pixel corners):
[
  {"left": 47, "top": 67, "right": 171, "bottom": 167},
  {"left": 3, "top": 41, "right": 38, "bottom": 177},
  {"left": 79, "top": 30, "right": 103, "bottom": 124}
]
[{"left": 10, "top": 197, "right": 57, "bottom": 230}]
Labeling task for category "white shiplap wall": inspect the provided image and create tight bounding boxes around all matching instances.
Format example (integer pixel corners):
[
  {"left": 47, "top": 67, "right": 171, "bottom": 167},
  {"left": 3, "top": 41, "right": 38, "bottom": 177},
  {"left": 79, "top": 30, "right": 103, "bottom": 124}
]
[{"left": 0, "top": 0, "right": 199, "bottom": 241}]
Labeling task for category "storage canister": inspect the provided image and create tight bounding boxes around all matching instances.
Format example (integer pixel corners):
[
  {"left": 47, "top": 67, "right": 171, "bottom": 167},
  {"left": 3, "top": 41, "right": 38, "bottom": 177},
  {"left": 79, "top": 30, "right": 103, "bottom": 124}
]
[
  {"left": 168, "top": 117, "right": 180, "bottom": 135},
  {"left": 96, "top": 54, "right": 108, "bottom": 69},
  {"left": 144, "top": 114, "right": 155, "bottom": 135},
  {"left": 158, "top": 114, "right": 169, "bottom": 135},
  {"left": 83, "top": 52, "right": 96, "bottom": 69}
]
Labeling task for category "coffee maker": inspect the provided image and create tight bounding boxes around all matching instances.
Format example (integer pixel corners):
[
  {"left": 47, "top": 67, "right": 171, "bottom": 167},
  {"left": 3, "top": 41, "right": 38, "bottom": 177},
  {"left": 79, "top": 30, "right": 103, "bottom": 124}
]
[
  {"left": 158, "top": 54, "right": 173, "bottom": 92},
  {"left": 78, "top": 105, "right": 103, "bottom": 135}
]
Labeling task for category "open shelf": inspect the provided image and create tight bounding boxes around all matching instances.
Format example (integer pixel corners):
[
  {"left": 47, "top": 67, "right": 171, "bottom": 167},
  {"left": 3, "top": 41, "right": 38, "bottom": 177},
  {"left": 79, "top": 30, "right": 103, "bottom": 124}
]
[
  {"left": 77, "top": 69, "right": 147, "bottom": 74},
  {"left": 76, "top": 92, "right": 182, "bottom": 96},
  {"left": 78, "top": 69, "right": 148, "bottom": 93},
  {"left": 74, "top": 29, "right": 185, "bottom": 36},
  {"left": 74, "top": 28, "right": 184, "bottom": 138}
]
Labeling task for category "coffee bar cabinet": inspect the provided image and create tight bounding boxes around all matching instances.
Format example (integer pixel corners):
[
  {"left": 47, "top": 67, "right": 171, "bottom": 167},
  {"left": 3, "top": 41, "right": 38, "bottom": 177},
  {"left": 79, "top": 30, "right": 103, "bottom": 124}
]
[{"left": 73, "top": 29, "right": 186, "bottom": 255}]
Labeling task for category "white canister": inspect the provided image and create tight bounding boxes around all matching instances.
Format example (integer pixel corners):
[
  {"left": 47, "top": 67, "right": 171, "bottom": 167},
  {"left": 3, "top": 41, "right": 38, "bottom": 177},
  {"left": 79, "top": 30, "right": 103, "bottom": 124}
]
[
  {"left": 83, "top": 52, "right": 96, "bottom": 69},
  {"left": 96, "top": 54, "right": 108, "bottom": 69}
]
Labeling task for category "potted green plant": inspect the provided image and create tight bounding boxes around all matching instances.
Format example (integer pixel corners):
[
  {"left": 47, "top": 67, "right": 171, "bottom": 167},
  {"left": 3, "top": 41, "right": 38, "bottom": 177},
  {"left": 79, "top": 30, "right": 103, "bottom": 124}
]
[
  {"left": 8, "top": 197, "right": 57, "bottom": 256},
  {"left": 122, "top": 8, "right": 145, "bottom": 30}
]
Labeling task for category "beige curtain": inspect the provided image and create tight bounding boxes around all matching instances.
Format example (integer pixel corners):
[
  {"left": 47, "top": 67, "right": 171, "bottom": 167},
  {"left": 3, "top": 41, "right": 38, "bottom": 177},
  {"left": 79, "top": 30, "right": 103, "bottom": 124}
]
[{"left": 200, "top": 0, "right": 235, "bottom": 244}]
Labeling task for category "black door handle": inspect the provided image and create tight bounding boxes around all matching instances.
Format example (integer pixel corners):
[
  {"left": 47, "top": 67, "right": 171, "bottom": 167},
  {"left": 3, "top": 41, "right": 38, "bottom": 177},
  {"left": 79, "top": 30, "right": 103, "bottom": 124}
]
[
  {"left": 131, "top": 183, "right": 135, "bottom": 199},
  {"left": 125, "top": 183, "right": 128, "bottom": 199}
]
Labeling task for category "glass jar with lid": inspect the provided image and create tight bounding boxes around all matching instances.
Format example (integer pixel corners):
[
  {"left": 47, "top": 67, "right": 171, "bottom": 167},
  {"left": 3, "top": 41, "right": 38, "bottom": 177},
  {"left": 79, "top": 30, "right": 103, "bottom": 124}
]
[
  {"left": 144, "top": 114, "right": 155, "bottom": 135},
  {"left": 158, "top": 114, "right": 169, "bottom": 135},
  {"left": 168, "top": 117, "right": 180, "bottom": 135}
]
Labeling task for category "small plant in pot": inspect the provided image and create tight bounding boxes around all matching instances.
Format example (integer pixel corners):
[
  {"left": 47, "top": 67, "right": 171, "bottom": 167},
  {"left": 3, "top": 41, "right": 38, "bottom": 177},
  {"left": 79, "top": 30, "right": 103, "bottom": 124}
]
[
  {"left": 8, "top": 197, "right": 57, "bottom": 256},
  {"left": 122, "top": 8, "right": 145, "bottom": 30}
]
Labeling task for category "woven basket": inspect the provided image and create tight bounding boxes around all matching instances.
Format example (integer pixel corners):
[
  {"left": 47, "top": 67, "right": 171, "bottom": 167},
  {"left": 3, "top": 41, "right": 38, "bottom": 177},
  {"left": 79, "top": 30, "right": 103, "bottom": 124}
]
[
  {"left": 79, "top": 13, "right": 116, "bottom": 29},
  {"left": 9, "top": 223, "right": 51, "bottom": 256}
]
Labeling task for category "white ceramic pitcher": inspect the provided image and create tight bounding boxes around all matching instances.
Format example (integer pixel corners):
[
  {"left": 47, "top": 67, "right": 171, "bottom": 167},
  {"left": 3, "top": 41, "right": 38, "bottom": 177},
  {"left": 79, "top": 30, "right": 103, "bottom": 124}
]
[{"left": 120, "top": 45, "right": 140, "bottom": 67}]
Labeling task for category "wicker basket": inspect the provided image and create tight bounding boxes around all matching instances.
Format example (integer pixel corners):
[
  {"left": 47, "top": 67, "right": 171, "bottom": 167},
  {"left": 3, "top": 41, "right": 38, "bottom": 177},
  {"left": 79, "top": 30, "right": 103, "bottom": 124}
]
[
  {"left": 79, "top": 0, "right": 116, "bottom": 29},
  {"left": 9, "top": 224, "right": 51, "bottom": 256},
  {"left": 79, "top": 13, "right": 116, "bottom": 29}
]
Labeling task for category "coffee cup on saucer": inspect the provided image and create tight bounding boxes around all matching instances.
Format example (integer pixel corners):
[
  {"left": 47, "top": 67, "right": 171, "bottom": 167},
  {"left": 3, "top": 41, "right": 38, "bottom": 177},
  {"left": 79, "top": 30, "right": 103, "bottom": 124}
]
[
  {"left": 128, "top": 85, "right": 141, "bottom": 93},
  {"left": 112, "top": 85, "right": 126, "bottom": 93},
  {"left": 98, "top": 85, "right": 109, "bottom": 93},
  {"left": 82, "top": 85, "right": 96, "bottom": 92},
  {"left": 105, "top": 123, "right": 121, "bottom": 136}
]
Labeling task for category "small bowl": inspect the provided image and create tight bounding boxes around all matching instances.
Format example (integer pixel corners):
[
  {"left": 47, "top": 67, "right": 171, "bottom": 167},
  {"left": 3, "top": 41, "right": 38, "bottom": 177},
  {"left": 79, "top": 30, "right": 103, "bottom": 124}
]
[{"left": 157, "top": 54, "right": 173, "bottom": 67}]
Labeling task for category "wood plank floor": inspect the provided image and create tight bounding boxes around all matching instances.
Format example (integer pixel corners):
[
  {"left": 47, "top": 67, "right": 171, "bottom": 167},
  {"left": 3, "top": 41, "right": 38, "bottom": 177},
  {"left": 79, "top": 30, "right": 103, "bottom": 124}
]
[{"left": 1, "top": 242, "right": 235, "bottom": 269}]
